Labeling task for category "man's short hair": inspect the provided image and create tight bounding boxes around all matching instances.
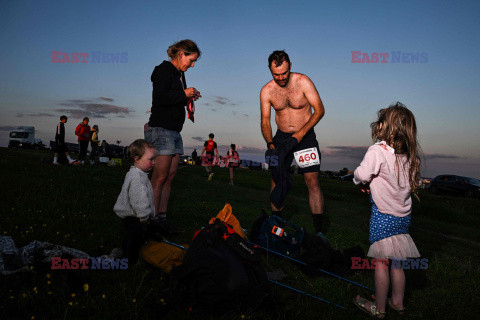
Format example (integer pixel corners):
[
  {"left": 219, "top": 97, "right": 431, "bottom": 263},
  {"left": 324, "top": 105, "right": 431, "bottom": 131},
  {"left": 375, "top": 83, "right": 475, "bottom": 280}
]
[
  {"left": 60, "top": 115, "right": 68, "bottom": 121},
  {"left": 128, "top": 139, "right": 154, "bottom": 163},
  {"left": 231, "top": 144, "right": 236, "bottom": 150},
  {"left": 268, "top": 50, "right": 290, "bottom": 68},
  {"left": 209, "top": 133, "right": 214, "bottom": 139},
  {"left": 83, "top": 117, "right": 89, "bottom": 122}
]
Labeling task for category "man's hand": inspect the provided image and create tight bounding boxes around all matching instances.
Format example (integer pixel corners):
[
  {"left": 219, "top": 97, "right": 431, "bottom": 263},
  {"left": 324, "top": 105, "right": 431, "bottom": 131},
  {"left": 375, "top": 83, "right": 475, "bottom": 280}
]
[
  {"left": 292, "top": 132, "right": 305, "bottom": 143},
  {"left": 185, "top": 87, "right": 201, "bottom": 100}
]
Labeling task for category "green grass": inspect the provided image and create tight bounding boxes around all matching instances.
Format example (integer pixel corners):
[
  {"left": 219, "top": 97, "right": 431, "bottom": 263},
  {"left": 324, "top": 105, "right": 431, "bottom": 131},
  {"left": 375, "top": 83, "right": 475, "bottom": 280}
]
[{"left": 1, "top": 148, "right": 479, "bottom": 319}]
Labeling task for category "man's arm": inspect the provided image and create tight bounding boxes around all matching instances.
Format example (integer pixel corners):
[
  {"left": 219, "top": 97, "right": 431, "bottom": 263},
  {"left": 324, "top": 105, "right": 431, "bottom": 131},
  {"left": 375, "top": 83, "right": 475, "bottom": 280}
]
[
  {"left": 292, "top": 77, "right": 325, "bottom": 142},
  {"left": 260, "top": 87, "right": 275, "bottom": 149}
]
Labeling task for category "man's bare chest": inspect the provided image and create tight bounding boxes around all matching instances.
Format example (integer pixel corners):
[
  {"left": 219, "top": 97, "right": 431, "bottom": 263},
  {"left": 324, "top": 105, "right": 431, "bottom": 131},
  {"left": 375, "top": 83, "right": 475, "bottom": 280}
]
[{"left": 270, "top": 90, "right": 308, "bottom": 111}]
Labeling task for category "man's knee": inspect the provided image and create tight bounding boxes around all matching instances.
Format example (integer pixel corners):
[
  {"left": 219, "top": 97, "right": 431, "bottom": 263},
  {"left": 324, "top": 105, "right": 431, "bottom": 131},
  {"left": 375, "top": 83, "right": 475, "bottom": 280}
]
[{"left": 304, "top": 174, "right": 319, "bottom": 189}]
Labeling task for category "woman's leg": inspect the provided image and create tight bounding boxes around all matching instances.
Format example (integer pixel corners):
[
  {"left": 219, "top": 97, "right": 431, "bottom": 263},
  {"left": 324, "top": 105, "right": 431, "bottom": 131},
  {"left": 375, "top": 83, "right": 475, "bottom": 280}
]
[
  {"left": 150, "top": 155, "right": 173, "bottom": 217},
  {"left": 159, "top": 154, "right": 180, "bottom": 213},
  {"left": 390, "top": 266, "right": 405, "bottom": 309},
  {"left": 229, "top": 167, "right": 234, "bottom": 182}
]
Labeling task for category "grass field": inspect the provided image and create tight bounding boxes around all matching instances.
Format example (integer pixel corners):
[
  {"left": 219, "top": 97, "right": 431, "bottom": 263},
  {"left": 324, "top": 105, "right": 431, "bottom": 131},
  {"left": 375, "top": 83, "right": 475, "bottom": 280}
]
[{"left": 1, "top": 148, "right": 479, "bottom": 319}]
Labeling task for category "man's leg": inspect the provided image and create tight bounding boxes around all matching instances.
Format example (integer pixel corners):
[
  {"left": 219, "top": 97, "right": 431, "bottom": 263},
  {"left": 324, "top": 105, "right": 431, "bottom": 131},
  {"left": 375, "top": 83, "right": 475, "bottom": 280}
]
[
  {"left": 304, "top": 172, "right": 325, "bottom": 233},
  {"left": 270, "top": 179, "right": 284, "bottom": 217}
]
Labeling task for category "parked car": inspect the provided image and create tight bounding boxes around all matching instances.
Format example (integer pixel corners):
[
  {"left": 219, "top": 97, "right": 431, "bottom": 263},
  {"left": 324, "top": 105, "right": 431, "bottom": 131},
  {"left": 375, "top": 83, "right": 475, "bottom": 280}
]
[
  {"left": 179, "top": 155, "right": 189, "bottom": 165},
  {"left": 338, "top": 174, "right": 354, "bottom": 181},
  {"left": 429, "top": 175, "right": 480, "bottom": 198}
]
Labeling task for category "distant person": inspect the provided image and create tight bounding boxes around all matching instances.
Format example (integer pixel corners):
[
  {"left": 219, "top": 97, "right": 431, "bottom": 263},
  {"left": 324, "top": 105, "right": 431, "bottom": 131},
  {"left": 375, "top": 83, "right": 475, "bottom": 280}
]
[
  {"left": 75, "top": 117, "right": 91, "bottom": 164},
  {"left": 90, "top": 125, "right": 99, "bottom": 164},
  {"left": 52, "top": 115, "right": 75, "bottom": 165},
  {"left": 144, "top": 39, "right": 201, "bottom": 233},
  {"left": 114, "top": 139, "right": 156, "bottom": 264},
  {"left": 352, "top": 103, "right": 421, "bottom": 317},
  {"left": 226, "top": 144, "right": 240, "bottom": 186},
  {"left": 201, "top": 133, "right": 219, "bottom": 181},
  {"left": 100, "top": 140, "right": 110, "bottom": 158},
  {"left": 191, "top": 148, "right": 197, "bottom": 164},
  {"left": 260, "top": 50, "right": 326, "bottom": 233}
]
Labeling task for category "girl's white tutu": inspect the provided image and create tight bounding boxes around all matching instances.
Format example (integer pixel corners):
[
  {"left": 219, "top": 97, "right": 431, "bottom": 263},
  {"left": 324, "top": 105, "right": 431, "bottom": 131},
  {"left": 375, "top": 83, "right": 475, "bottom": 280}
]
[{"left": 368, "top": 233, "right": 420, "bottom": 260}]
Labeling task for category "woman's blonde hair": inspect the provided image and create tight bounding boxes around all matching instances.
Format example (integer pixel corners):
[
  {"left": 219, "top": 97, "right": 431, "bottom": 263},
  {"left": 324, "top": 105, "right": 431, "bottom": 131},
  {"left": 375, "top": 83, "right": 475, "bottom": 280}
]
[
  {"left": 167, "top": 39, "right": 201, "bottom": 60},
  {"left": 370, "top": 102, "right": 421, "bottom": 194}
]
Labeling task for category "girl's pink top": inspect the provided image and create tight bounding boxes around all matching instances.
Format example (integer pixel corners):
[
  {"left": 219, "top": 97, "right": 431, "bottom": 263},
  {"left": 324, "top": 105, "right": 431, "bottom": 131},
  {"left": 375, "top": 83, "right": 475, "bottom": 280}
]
[{"left": 353, "top": 141, "right": 412, "bottom": 217}]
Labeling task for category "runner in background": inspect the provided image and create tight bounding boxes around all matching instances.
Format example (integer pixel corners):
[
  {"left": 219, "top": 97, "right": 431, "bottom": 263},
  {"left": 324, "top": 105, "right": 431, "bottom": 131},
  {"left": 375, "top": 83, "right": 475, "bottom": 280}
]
[{"left": 201, "top": 133, "right": 219, "bottom": 181}]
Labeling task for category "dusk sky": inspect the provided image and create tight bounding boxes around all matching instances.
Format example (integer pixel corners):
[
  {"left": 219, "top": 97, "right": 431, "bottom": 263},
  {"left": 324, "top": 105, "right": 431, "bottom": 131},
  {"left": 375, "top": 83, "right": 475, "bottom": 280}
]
[{"left": 1, "top": 0, "right": 479, "bottom": 178}]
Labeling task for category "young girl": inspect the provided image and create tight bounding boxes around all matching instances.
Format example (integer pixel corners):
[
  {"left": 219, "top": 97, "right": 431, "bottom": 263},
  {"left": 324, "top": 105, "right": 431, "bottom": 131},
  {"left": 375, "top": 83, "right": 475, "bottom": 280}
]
[
  {"left": 90, "top": 125, "right": 99, "bottom": 163},
  {"left": 226, "top": 144, "right": 240, "bottom": 186},
  {"left": 353, "top": 103, "right": 421, "bottom": 318},
  {"left": 114, "top": 139, "right": 156, "bottom": 264}
]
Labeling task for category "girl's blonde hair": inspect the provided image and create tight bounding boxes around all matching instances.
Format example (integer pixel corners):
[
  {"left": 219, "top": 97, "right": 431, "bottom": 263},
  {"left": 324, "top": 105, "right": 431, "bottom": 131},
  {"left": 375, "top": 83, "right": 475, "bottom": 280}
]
[
  {"left": 370, "top": 102, "right": 421, "bottom": 194},
  {"left": 128, "top": 139, "right": 154, "bottom": 164}
]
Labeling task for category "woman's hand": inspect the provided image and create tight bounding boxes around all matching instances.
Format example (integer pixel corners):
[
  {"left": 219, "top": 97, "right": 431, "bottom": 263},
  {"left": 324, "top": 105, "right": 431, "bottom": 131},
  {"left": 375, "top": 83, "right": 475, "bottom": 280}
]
[{"left": 185, "top": 87, "right": 202, "bottom": 100}]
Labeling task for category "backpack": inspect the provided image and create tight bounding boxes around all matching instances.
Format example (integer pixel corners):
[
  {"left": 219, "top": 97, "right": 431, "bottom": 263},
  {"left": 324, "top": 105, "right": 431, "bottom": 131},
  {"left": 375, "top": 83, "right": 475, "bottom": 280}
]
[
  {"left": 208, "top": 203, "right": 245, "bottom": 238},
  {"left": 206, "top": 140, "right": 215, "bottom": 152},
  {"left": 250, "top": 210, "right": 304, "bottom": 256},
  {"left": 140, "top": 241, "right": 187, "bottom": 274},
  {"left": 169, "top": 219, "right": 270, "bottom": 314}
]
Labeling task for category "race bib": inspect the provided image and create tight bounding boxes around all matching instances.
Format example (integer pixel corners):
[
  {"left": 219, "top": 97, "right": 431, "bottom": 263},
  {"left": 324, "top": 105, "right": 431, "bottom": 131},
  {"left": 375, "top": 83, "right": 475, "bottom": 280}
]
[{"left": 294, "top": 147, "right": 320, "bottom": 168}]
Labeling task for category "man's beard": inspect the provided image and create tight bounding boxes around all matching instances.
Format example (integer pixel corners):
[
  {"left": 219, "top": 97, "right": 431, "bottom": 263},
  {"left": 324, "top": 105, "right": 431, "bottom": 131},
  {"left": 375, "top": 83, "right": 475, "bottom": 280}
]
[{"left": 275, "top": 76, "right": 290, "bottom": 87}]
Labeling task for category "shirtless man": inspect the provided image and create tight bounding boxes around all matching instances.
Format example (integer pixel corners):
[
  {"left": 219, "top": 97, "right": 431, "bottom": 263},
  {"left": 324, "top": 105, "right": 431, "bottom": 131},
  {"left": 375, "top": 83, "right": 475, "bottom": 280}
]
[{"left": 260, "top": 50, "right": 326, "bottom": 234}]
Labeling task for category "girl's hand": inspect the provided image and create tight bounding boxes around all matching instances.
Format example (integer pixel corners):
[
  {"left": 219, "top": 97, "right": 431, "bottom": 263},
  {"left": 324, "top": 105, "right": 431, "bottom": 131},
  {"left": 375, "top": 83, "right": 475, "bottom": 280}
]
[{"left": 360, "top": 184, "right": 370, "bottom": 194}]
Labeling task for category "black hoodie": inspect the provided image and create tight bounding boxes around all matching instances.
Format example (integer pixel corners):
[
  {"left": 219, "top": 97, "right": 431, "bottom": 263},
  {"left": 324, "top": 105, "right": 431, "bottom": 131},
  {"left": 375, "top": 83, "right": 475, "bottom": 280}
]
[{"left": 149, "top": 61, "right": 187, "bottom": 132}]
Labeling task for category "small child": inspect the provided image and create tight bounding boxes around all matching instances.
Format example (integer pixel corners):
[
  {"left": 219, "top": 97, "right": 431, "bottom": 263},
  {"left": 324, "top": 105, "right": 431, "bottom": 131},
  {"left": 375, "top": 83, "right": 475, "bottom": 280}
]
[
  {"left": 353, "top": 102, "right": 421, "bottom": 318},
  {"left": 90, "top": 125, "right": 99, "bottom": 163},
  {"left": 114, "top": 139, "right": 156, "bottom": 264}
]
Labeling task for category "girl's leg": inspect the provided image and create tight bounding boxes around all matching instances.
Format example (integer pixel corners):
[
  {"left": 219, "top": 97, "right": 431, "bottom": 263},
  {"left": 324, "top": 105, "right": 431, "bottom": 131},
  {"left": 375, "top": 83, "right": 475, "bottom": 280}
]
[
  {"left": 229, "top": 167, "right": 234, "bottom": 182},
  {"left": 390, "top": 266, "right": 406, "bottom": 309},
  {"left": 374, "top": 260, "right": 389, "bottom": 312}
]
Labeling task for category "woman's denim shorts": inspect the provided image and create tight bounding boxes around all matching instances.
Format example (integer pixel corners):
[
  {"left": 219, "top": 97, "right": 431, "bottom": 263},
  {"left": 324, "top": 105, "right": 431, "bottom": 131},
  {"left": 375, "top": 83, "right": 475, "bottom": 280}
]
[{"left": 145, "top": 126, "right": 183, "bottom": 155}]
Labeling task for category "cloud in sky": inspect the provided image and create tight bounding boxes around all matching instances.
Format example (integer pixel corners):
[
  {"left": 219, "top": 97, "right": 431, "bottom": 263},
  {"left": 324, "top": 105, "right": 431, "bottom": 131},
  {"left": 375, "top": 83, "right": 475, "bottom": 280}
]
[
  {"left": 191, "top": 136, "right": 204, "bottom": 142},
  {"left": 55, "top": 97, "right": 131, "bottom": 119},
  {"left": 323, "top": 146, "right": 464, "bottom": 163},
  {"left": 15, "top": 113, "right": 24, "bottom": 117},
  {"left": 424, "top": 153, "right": 463, "bottom": 160},
  {"left": 324, "top": 146, "right": 369, "bottom": 160},
  {"left": 0, "top": 126, "right": 17, "bottom": 131}
]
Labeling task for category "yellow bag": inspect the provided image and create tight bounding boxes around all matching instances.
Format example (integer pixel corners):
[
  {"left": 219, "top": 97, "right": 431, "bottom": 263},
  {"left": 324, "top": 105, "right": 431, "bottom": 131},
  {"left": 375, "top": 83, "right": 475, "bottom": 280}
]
[
  {"left": 140, "top": 241, "right": 187, "bottom": 274},
  {"left": 209, "top": 203, "right": 246, "bottom": 238}
]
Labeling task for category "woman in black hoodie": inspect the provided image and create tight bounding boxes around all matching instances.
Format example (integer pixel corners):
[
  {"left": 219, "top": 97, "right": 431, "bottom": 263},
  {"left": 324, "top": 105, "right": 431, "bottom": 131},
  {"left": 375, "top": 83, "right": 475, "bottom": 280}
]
[{"left": 145, "top": 39, "right": 201, "bottom": 233}]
